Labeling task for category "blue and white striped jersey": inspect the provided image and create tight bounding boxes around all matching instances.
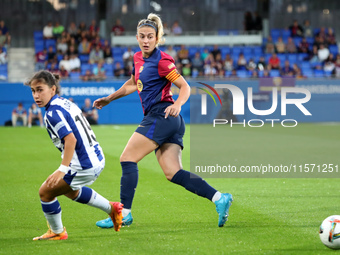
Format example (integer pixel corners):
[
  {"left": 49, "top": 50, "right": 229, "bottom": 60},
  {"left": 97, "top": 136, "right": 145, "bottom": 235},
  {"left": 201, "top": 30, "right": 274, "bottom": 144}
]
[{"left": 44, "top": 95, "right": 104, "bottom": 170}]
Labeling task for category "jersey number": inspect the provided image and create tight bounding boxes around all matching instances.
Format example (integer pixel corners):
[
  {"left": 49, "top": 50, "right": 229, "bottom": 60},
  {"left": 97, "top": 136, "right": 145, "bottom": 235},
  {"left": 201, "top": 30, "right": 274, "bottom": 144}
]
[{"left": 75, "top": 114, "right": 97, "bottom": 146}]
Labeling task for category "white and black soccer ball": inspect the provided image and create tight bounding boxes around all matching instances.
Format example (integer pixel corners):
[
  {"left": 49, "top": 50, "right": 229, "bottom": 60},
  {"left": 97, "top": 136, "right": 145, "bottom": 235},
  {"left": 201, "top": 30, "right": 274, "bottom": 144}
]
[{"left": 319, "top": 215, "right": 340, "bottom": 249}]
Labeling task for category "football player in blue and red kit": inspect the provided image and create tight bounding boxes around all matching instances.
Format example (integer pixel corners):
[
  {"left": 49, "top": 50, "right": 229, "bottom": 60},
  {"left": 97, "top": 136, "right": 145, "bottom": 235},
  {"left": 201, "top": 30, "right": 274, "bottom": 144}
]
[{"left": 94, "top": 13, "right": 233, "bottom": 228}]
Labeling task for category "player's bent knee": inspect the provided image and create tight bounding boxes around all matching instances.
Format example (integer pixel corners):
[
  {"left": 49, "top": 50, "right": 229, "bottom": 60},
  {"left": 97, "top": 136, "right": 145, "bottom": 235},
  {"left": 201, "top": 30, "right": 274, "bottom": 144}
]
[
  {"left": 38, "top": 185, "right": 54, "bottom": 202},
  {"left": 120, "top": 152, "right": 138, "bottom": 163}
]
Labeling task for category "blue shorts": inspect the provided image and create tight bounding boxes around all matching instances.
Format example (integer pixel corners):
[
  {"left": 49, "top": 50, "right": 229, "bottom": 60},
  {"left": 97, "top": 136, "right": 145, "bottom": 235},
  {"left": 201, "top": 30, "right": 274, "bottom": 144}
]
[{"left": 135, "top": 102, "right": 185, "bottom": 150}]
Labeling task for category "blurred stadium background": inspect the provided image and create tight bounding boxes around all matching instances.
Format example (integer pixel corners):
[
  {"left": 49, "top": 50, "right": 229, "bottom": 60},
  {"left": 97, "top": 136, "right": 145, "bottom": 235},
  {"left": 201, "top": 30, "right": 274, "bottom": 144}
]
[
  {"left": 1, "top": 2, "right": 340, "bottom": 254},
  {"left": 0, "top": 0, "right": 339, "bottom": 125}
]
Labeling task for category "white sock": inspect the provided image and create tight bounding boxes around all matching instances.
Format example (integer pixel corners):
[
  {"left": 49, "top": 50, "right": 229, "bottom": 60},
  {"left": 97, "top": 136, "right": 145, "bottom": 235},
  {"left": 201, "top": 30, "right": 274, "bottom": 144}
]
[
  {"left": 122, "top": 208, "right": 131, "bottom": 218},
  {"left": 212, "top": 191, "right": 222, "bottom": 203},
  {"left": 44, "top": 211, "right": 64, "bottom": 234},
  {"left": 87, "top": 190, "right": 112, "bottom": 214}
]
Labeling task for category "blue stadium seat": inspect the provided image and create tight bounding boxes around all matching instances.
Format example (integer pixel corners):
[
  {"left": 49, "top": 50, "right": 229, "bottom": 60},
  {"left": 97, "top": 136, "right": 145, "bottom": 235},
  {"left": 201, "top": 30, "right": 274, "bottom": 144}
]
[
  {"left": 81, "top": 64, "right": 93, "bottom": 75},
  {"left": 34, "top": 40, "right": 45, "bottom": 53},
  {"left": 252, "top": 54, "right": 261, "bottom": 62},
  {"left": 302, "top": 69, "right": 313, "bottom": 78},
  {"left": 271, "top": 35, "right": 279, "bottom": 43},
  {"left": 114, "top": 56, "right": 123, "bottom": 64},
  {"left": 298, "top": 53, "right": 309, "bottom": 62},
  {"left": 218, "top": 30, "right": 228, "bottom": 35},
  {"left": 34, "top": 31, "right": 44, "bottom": 41},
  {"left": 226, "top": 29, "right": 239, "bottom": 35},
  {"left": 243, "top": 47, "right": 252, "bottom": 55},
  {"left": 57, "top": 54, "right": 63, "bottom": 62},
  {"left": 191, "top": 69, "right": 199, "bottom": 78},
  {"left": 158, "top": 46, "right": 166, "bottom": 52},
  {"left": 282, "top": 29, "right": 291, "bottom": 38},
  {"left": 313, "top": 28, "right": 320, "bottom": 36},
  {"left": 0, "top": 70, "right": 8, "bottom": 80},
  {"left": 287, "top": 54, "right": 298, "bottom": 64},
  {"left": 188, "top": 47, "right": 198, "bottom": 58},
  {"left": 301, "top": 61, "right": 311, "bottom": 69},
  {"left": 0, "top": 64, "right": 8, "bottom": 72},
  {"left": 310, "top": 61, "right": 322, "bottom": 68},
  {"left": 324, "top": 70, "right": 333, "bottom": 77},
  {"left": 69, "top": 72, "right": 81, "bottom": 81},
  {"left": 269, "top": 70, "right": 280, "bottom": 77},
  {"left": 79, "top": 54, "right": 89, "bottom": 63},
  {"left": 114, "top": 60, "right": 124, "bottom": 68},
  {"left": 293, "top": 37, "right": 302, "bottom": 46},
  {"left": 329, "top": 45, "right": 338, "bottom": 55},
  {"left": 132, "top": 47, "right": 141, "bottom": 52},
  {"left": 306, "top": 37, "right": 314, "bottom": 44},
  {"left": 257, "top": 70, "right": 264, "bottom": 77},
  {"left": 112, "top": 47, "right": 122, "bottom": 55},
  {"left": 277, "top": 54, "right": 287, "bottom": 63},
  {"left": 314, "top": 69, "right": 324, "bottom": 77},
  {"left": 252, "top": 46, "right": 262, "bottom": 55},
  {"left": 270, "top": 29, "right": 281, "bottom": 38},
  {"left": 243, "top": 53, "right": 252, "bottom": 61},
  {"left": 236, "top": 70, "right": 249, "bottom": 78},
  {"left": 281, "top": 30, "right": 290, "bottom": 43},
  {"left": 220, "top": 46, "right": 231, "bottom": 57},
  {"left": 45, "top": 39, "right": 56, "bottom": 48},
  {"left": 224, "top": 70, "right": 232, "bottom": 77},
  {"left": 232, "top": 46, "right": 242, "bottom": 55},
  {"left": 265, "top": 53, "right": 272, "bottom": 63},
  {"left": 103, "top": 63, "right": 113, "bottom": 73}
]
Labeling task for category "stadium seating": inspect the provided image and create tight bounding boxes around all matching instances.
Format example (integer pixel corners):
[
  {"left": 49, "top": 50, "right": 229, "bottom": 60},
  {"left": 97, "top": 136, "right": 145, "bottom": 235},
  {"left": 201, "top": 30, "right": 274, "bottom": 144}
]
[
  {"left": 0, "top": 64, "right": 8, "bottom": 81},
  {"left": 30, "top": 24, "right": 338, "bottom": 81},
  {"left": 329, "top": 45, "right": 339, "bottom": 55},
  {"left": 269, "top": 69, "right": 280, "bottom": 77}
]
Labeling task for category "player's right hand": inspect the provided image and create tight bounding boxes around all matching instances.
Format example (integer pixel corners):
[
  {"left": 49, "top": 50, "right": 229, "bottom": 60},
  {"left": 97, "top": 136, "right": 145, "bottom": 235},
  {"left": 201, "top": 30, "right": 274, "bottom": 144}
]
[{"left": 93, "top": 97, "right": 110, "bottom": 110}]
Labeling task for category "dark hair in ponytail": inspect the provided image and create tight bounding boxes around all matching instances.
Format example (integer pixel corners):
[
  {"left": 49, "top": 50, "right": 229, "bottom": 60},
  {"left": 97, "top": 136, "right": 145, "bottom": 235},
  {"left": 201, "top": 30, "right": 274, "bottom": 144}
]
[{"left": 24, "top": 70, "right": 61, "bottom": 95}]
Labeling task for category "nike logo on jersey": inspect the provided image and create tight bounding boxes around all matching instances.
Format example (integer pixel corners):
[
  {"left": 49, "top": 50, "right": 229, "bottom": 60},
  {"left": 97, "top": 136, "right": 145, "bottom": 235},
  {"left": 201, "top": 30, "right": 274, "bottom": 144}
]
[{"left": 48, "top": 111, "right": 53, "bottom": 117}]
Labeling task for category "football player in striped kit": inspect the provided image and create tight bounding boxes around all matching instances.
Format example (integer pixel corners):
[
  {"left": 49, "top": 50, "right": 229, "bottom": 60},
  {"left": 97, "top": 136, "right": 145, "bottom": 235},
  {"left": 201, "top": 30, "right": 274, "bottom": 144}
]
[
  {"left": 25, "top": 70, "right": 123, "bottom": 240},
  {"left": 94, "top": 13, "right": 233, "bottom": 229}
]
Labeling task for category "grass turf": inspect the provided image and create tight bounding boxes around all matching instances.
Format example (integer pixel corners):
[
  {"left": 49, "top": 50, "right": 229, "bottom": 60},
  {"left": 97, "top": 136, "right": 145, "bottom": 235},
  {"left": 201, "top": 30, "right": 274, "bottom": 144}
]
[{"left": 0, "top": 124, "right": 339, "bottom": 254}]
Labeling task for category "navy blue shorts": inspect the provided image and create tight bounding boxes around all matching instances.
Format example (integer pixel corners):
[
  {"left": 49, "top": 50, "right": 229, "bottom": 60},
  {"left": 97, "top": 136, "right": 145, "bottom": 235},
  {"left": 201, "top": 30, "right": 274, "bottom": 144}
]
[{"left": 135, "top": 102, "right": 185, "bottom": 150}]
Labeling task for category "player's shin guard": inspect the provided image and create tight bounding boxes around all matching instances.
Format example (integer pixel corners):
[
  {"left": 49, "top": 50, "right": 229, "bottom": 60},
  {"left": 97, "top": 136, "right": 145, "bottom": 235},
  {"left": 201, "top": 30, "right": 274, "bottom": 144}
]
[
  {"left": 120, "top": 161, "right": 139, "bottom": 209},
  {"left": 73, "top": 186, "right": 111, "bottom": 214},
  {"left": 171, "top": 169, "right": 217, "bottom": 201},
  {"left": 41, "top": 198, "right": 64, "bottom": 234}
]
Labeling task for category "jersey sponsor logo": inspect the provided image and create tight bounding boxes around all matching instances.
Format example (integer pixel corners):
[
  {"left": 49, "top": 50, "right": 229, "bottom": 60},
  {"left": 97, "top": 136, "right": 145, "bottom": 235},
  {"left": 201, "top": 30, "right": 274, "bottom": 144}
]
[
  {"left": 137, "top": 79, "right": 143, "bottom": 92},
  {"left": 139, "top": 66, "right": 144, "bottom": 73},
  {"left": 168, "top": 63, "right": 175, "bottom": 69}
]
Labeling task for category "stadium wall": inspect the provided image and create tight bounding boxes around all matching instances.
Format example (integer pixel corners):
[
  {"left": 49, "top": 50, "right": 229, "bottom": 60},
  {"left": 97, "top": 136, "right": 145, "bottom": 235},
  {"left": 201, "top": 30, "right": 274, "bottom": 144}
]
[{"left": 1, "top": 80, "right": 340, "bottom": 126}]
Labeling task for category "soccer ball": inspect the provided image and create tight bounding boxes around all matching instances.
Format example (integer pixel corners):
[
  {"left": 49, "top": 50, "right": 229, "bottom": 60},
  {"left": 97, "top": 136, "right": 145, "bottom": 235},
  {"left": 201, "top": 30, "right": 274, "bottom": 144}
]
[{"left": 319, "top": 215, "right": 340, "bottom": 249}]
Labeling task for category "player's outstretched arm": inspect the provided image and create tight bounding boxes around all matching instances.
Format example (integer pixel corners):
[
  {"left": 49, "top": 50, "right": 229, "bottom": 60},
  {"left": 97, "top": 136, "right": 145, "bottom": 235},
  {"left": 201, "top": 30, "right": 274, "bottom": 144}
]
[
  {"left": 164, "top": 76, "right": 191, "bottom": 118},
  {"left": 93, "top": 76, "right": 137, "bottom": 110}
]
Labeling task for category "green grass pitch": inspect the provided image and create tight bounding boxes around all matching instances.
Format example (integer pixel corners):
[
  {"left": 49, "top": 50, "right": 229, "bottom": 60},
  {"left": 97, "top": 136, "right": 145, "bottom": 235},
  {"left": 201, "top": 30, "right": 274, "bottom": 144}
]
[{"left": 0, "top": 124, "right": 339, "bottom": 254}]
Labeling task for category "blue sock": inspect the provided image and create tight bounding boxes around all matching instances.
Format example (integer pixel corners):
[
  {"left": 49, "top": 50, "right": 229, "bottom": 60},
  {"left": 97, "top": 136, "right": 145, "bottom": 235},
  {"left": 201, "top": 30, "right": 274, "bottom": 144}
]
[
  {"left": 41, "top": 198, "right": 61, "bottom": 214},
  {"left": 74, "top": 186, "right": 93, "bottom": 204},
  {"left": 74, "top": 186, "right": 111, "bottom": 214},
  {"left": 120, "top": 161, "right": 138, "bottom": 209},
  {"left": 171, "top": 170, "right": 217, "bottom": 201}
]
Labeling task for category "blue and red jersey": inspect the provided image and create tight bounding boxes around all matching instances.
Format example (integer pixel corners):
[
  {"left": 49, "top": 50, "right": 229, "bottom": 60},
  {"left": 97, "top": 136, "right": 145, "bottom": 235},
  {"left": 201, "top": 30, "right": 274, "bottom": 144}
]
[{"left": 132, "top": 48, "right": 180, "bottom": 115}]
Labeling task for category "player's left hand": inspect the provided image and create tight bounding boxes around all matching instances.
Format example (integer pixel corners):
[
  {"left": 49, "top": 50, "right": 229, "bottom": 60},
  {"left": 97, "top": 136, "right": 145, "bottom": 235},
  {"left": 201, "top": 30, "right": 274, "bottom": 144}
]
[
  {"left": 46, "top": 170, "right": 66, "bottom": 188},
  {"left": 164, "top": 103, "right": 181, "bottom": 119}
]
